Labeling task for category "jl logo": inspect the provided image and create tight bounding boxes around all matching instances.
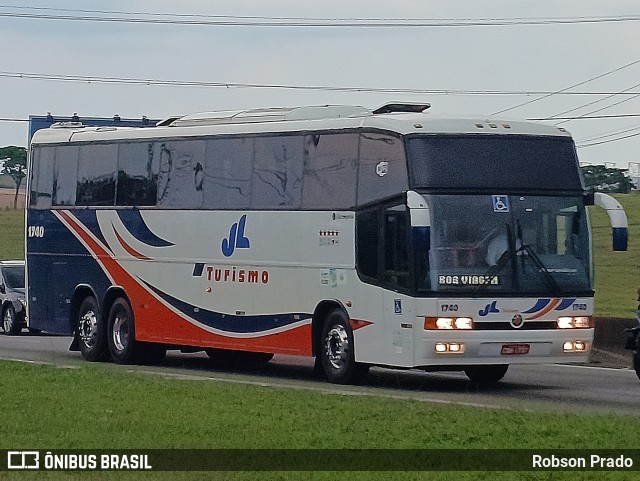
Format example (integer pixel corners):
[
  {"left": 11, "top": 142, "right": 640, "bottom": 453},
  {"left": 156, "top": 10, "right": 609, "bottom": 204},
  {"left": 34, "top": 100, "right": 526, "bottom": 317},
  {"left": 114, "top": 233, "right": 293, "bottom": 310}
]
[{"left": 222, "top": 215, "right": 251, "bottom": 257}]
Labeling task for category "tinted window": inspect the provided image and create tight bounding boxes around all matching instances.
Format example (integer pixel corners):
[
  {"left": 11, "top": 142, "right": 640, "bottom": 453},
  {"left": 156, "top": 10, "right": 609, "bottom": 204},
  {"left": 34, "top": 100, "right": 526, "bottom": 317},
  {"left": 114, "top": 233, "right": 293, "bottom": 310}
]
[
  {"left": 203, "top": 137, "right": 253, "bottom": 209},
  {"left": 29, "top": 147, "right": 54, "bottom": 208},
  {"left": 2, "top": 266, "right": 24, "bottom": 289},
  {"left": 406, "top": 135, "right": 583, "bottom": 193},
  {"left": 116, "top": 142, "right": 159, "bottom": 206},
  {"left": 356, "top": 208, "right": 379, "bottom": 279},
  {"left": 76, "top": 144, "right": 117, "bottom": 206},
  {"left": 302, "top": 133, "right": 358, "bottom": 209},
  {"left": 252, "top": 135, "right": 304, "bottom": 209},
  {"left": 156, "top": 140, "right": 205, "bottom": 208},
  {"left": 358, "top": 133, "right": 408, "bottom": 206},
  {"left": 53, "top": 146, "right": 79, "bottom": 206}
]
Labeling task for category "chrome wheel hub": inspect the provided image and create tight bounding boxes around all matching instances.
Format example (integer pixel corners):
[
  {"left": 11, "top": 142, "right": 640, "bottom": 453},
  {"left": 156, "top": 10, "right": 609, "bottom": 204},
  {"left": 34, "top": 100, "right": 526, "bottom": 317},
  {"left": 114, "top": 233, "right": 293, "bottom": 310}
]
[
  {"left": 3, "top": 309, "right": 13, "bottom": 332},
  {"left": 112, "top": 314, "right": 129, "bottom": 352},
  {"left": 79, "top": 310, "right": 97, "bottom": 348},
  {"left": 324, "top": 324, "right": 349, "bottom": 370}
]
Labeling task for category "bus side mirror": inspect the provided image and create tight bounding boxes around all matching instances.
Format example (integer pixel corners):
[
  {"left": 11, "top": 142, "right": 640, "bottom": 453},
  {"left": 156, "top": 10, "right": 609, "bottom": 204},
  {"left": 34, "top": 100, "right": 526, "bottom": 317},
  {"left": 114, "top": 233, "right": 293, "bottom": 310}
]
[
  {"left": 406, "top": 191, "right": 431, "bottom": 227},
  {"left": 591, "top": 192, "right": 628, "bottom": 251},
  {"left": 0, "top": 284, "right": 5, "bottom": 294}
]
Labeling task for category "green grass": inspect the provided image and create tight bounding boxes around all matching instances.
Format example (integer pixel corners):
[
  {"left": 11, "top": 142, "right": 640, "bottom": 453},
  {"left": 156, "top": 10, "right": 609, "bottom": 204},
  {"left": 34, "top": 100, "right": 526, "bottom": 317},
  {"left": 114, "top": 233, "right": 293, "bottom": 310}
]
[
  {"left": 0, "top": 361, "right": 639, "bottom": 481},
  {"left": 588, "top": 192, "right": 640, "bottom": 317},
  {"left": 0, "top": 208, "right": 24, "bottom": 259}
]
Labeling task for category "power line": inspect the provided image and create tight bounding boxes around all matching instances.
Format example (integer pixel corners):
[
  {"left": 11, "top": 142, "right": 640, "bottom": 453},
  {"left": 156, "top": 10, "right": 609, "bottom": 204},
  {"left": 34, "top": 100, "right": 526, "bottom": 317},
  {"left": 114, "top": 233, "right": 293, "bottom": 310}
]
[
  {"left": 543, "top": 81, "right": 640, "bottom": 119},
  {"left": 530, "top": 113, "right": 640, "bottom": 120},
  {"left": 577, "top": 124, "right": 640, "bottom": 143},
  {"left": 576, "top": 130, "right": 640, "bottom": 148},
  {"left": 554, "top": 93, "right": 640, "bottom": 125},
  {"left": 1, "top": 70, "right": 640, "bottom": 96},
  {"left": 0, "top": 9, "right": 639, "bottom": 27},
  {"left": 2, "top": 5, "right": 639, "bottom": 25},
  {"left": 491, "top": 58, "right": 640, "bottom": 115}
]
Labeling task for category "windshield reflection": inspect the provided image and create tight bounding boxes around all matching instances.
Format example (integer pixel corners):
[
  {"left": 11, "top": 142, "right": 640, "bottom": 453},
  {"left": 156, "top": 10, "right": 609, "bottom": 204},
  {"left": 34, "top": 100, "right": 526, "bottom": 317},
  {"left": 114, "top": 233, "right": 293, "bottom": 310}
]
[{"left": 416, "top": 195, "right": 591, "bottom": 295}]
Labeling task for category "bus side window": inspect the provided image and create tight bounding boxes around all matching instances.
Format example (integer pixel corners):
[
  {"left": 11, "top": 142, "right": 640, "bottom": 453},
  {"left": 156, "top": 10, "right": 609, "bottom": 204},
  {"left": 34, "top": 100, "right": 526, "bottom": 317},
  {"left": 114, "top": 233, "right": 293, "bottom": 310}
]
[
  {"left": 203, "top": 137, "right": 253, "bottom": 209},
  {"left": 302, "top": 133, "right": 358, "bottom": 209},
  {"left": 53, "top": 146, "right": 79, "bottom": 206},
  {"left": 116, "top": 142, "right": 159, "bottom": 206},
  {"left": 76, "top": 144, "right": 117, "bottom": 206},
  {"left": 30, "top": 147, "right": 54, "bottom": 208},
  {"left": 382, "top": 205, "right": 410, "bottom": 288},
  {"left": 358, "top": 133, "right": 408, "bottom": 206},
  {"left": 356, "top": 208, "right": 379, "bottom": 279},
  {"left": 252, "top": 135, "right": 304, "bottom": 209}
]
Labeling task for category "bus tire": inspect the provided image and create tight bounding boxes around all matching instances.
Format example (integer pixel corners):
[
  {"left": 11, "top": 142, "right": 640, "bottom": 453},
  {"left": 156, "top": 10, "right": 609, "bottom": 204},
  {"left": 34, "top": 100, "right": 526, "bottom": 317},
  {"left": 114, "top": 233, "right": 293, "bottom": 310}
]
[
  {"left": 76, "top": 296, "right": 108, "bottom": 361},
  {"left": 464, "top": 364, "right": 509, "bottom": 384},
  {"left": 319, "top": 309, "right": 369, "bottom": 385},
  {"left": 107, "top": 297, "right": 138, "bottom": 364},
  {"left": 2, "top": 304, "right": 21, "bottom": 335}
]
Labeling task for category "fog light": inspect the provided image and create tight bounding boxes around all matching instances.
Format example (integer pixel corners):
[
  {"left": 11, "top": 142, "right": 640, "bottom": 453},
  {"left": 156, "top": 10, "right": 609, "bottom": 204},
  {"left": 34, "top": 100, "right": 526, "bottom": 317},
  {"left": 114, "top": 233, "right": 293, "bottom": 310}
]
[
  {"left": 563, "top": 341, "right": 588, "bottom": 352},
  {"left": 434, "top": 342, "right": 465, "bottom": 354}
]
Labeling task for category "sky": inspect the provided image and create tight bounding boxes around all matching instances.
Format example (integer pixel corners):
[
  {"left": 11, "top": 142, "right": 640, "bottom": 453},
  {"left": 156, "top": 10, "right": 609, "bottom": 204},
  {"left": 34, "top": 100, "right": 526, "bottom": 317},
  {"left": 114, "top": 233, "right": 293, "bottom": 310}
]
[{"left": 0, "top": 0, "right": 639, "bottom": 169}]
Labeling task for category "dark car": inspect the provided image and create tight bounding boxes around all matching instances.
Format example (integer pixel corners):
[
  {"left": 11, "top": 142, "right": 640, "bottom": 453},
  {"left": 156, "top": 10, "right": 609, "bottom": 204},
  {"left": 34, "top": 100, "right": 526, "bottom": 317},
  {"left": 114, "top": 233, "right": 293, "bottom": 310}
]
[{"left": 0, "top": 260, "right": 26, "bottom": 335}]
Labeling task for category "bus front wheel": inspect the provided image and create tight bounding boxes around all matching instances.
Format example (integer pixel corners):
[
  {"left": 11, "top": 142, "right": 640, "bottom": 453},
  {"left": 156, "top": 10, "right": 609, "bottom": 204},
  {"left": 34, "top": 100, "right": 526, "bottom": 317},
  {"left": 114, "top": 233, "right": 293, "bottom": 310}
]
[
  {"left": 319, "top": 309, "right": 369, "bottom": 385},
  {"left": 107, "top": 297, "right": 138, "bottom": 364},
  {"left": 76, "top": 296, "right": 107, "bottom": 361},
  {"left": 464, "top": 364, "right": 509, "bottom": 384}
]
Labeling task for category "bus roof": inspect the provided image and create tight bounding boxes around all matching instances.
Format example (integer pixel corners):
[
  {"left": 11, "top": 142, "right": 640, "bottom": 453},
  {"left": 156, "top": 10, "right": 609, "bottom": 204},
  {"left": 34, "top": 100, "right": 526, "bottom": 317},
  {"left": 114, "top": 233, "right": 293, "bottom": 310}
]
[{"left": 30, "top": 103, "right": 573, "bottom": 145}]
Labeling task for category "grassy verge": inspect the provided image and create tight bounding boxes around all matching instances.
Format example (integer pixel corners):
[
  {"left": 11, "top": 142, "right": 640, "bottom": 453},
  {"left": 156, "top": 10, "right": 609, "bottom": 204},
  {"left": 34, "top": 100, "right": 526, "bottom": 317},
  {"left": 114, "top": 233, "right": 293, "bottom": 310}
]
[
  {"left": 0, "top": 360, "right": 639, "bottom": 480},
  {"left": 589, "top": 192, "right": 640, "bottom": 317}
]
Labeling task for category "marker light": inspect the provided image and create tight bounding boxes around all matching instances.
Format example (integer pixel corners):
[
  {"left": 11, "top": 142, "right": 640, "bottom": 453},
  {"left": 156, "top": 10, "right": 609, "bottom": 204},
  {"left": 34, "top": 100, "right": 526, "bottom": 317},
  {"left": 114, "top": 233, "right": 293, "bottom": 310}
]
[
  {"left": 425, "top": 317, "right": 474, "bottom": 330},
  {"left": 557, "top": 316, "right": 593, "bottom": 329}
]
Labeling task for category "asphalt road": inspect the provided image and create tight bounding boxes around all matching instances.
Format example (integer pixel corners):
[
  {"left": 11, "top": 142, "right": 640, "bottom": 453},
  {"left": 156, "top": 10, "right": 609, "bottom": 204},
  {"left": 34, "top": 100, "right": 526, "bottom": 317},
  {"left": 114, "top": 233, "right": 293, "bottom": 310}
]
[{"left": 1, "top": 332, "right": 638, "bottom": 416}]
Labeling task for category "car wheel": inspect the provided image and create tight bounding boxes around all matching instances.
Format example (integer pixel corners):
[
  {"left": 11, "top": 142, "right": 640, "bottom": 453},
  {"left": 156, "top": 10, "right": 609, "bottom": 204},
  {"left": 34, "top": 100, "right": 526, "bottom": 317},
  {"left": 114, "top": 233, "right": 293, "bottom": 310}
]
[
  {"left": 107, "top": 297, "right": 138, "bottom": 364},
  {"left": 464, "top": 364, "right": 509, "bottom": 384},
  {"left": 77, "top": 296, "right": 108, "bottom": 361},
  {"left": 2, "top": 304, "right": 21, "bottom": 335},
  {"left": 319, "top": 308, "right": 369, "bottom": 384}
]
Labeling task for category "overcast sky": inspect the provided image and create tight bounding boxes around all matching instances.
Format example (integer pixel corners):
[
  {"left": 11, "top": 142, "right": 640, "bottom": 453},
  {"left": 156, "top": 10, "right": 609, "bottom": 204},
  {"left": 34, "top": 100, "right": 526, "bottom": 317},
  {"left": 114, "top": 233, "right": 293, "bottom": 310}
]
[{"left": 1, "top": 0, "right": 639, "bottom": 168}]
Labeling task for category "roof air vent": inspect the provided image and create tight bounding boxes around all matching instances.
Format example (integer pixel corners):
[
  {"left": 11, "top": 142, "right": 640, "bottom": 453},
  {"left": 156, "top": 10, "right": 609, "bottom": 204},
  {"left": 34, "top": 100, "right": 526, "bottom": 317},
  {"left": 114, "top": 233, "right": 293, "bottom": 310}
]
[{"left": 372, "top": 103, "right": 431, "bottom": 115}]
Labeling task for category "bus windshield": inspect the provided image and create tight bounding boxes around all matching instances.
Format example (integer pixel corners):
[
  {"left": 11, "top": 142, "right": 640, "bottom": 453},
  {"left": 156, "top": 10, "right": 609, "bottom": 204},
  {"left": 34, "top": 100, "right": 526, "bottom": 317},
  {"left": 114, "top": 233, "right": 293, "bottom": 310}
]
[{"left": 416, "top": 194, "right": 591, "bottom": 296}]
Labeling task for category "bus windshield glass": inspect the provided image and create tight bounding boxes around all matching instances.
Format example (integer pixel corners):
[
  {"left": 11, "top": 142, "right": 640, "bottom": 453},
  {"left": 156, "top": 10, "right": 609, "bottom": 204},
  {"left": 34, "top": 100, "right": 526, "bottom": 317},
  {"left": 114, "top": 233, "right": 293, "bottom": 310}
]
[
  {"left": 416, "top": 194, "right": 591, "bottom": 295},
  {"left": 406, "top": 134, "right": 583, "bottom": 193}
]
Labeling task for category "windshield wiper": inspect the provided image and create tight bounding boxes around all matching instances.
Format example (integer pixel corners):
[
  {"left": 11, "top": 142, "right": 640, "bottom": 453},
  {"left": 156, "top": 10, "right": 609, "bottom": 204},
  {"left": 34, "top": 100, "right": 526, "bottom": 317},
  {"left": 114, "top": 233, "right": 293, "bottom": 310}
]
[
  {"left": 473, "top": 223, "right": 517, "bottom": 296},
  {"left": 515, "top": 220, "right": 563, "bottom": 296}
]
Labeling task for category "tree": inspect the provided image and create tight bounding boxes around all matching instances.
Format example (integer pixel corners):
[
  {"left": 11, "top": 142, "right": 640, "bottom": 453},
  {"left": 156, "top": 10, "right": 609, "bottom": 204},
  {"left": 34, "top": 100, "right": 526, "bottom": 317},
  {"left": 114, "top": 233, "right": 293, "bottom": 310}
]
[
  {"left": 0, "top": 146, "right": 27, "bottom": 209},
  {"left": 580, "top": 164, "right": 633, "bottom": 194}
]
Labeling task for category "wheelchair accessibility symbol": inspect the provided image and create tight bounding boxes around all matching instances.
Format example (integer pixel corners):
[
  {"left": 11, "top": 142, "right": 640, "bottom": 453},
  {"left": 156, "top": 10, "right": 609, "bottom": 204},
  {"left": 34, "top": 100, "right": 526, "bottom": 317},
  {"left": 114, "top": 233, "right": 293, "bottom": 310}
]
[{"left": 492, "top": 195, "right": 510, "bottom": 213}]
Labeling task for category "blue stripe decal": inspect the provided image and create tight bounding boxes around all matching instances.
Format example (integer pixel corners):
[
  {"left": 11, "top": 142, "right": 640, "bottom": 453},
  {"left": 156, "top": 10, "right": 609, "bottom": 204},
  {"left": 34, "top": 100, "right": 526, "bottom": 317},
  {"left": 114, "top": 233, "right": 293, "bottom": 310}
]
[
  {"left": 73, "top": 210, "right": 109, "bottom": 249},
  {"left": 141, "top": 279, "right": 312, "bottom": 334},
  {"left": 555, "top": 298, "right": 576, "bottom": 311},
  {"left": 522, "top": 299, "right": 550, "bottom": 314},
  {"left": 116, "top": 210, "right": 174, "bottom": 247}
]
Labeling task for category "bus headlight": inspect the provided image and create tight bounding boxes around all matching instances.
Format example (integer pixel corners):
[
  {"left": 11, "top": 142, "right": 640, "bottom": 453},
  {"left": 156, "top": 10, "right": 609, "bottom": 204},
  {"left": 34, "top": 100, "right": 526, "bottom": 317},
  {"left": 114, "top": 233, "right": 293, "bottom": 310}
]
[
  {"left": 557, "top": 316, "right": 592, "bottom": 329},
  {"left": 425, "top": 317, "right": 474, "bottom": 330}
]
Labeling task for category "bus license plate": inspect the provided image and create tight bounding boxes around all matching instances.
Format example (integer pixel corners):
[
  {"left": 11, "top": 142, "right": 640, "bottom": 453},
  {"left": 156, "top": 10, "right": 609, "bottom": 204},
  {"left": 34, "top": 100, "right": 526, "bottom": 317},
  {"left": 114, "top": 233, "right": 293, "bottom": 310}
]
[{"left": 501, "top": 344, "right": 530, "bottom": 355}]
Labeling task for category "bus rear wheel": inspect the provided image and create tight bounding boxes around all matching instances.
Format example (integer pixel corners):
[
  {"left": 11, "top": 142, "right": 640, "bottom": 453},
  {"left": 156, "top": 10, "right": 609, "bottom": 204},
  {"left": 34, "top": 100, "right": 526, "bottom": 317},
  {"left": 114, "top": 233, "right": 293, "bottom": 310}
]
[
  {"left": 319, "top": 309, "right": 369, "bottom": 385},
  {"left": 464, "top": 364, "right": 509, "bottom": 384},
  {"left": 107, "top": 297, "right": 138, "bottom": 364},
  {"left": 76, "top": 296, "right": 107, "bottom": 361}
]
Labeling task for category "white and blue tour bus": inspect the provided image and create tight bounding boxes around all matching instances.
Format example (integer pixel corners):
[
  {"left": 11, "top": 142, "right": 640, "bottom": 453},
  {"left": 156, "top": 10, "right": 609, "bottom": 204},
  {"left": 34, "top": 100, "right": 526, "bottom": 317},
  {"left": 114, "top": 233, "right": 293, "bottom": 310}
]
[{"left": 25, "top": 103, "right": 628, "bottom": 384}]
